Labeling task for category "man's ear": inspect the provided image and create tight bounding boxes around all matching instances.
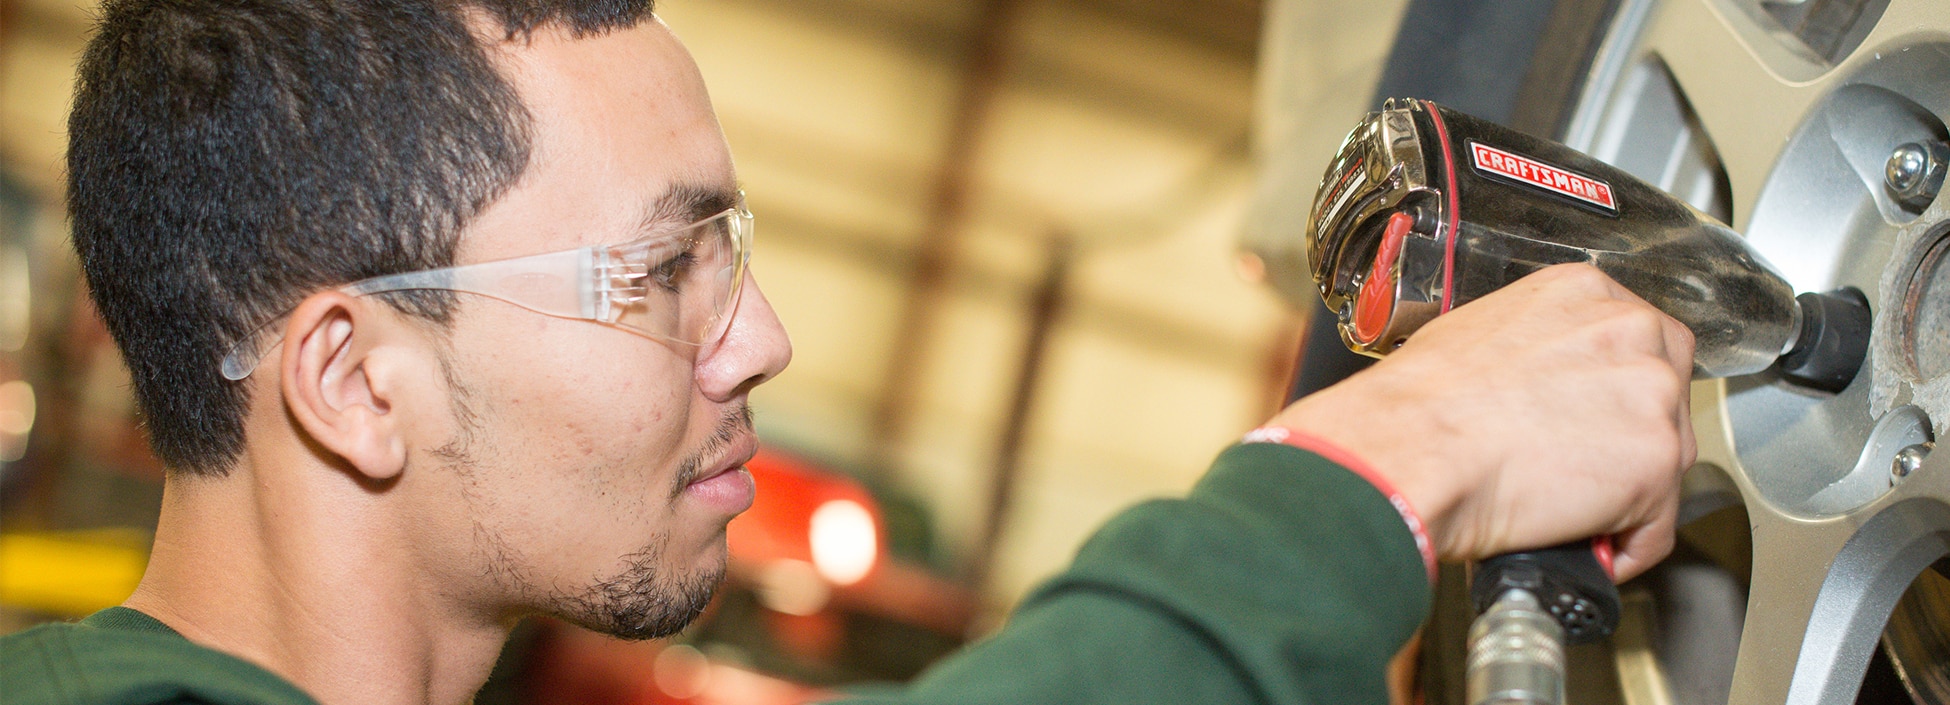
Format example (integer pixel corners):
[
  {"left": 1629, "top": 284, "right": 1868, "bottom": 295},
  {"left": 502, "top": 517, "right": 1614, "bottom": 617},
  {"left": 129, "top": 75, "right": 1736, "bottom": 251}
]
[{"left": 279, "top": 292, "right": 410, "bottom": 482}]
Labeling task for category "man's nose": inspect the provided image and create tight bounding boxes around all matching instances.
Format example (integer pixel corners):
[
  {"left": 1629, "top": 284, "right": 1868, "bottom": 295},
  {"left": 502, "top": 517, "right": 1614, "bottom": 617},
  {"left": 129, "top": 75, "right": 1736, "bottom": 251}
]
[{"left": 696, "top": 273, "right": 792, "bottom": 401}]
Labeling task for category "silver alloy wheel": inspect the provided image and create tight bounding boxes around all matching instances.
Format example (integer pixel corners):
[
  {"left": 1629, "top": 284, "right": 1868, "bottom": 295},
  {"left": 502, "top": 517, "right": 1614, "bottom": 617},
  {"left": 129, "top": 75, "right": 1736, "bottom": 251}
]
[{"left": 1563, "top": 0, "right": 1949, "bottom": 703}]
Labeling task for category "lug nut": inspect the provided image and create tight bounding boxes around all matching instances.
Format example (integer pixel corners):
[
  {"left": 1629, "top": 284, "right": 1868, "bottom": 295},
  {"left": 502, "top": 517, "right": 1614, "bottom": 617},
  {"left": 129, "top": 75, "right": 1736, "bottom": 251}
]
[
  {"left": 1886, "top": 141, "right": 1948, "bottom": 212},
  {"left": 1892, "top": 442, "right": 1932, "bottom": 480}
]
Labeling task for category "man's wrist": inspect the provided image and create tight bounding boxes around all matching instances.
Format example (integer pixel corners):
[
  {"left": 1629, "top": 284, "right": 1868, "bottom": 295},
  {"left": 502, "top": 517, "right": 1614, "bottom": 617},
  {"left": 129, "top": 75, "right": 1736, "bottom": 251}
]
[
  {"left": 1242, "top": 425, "right": 1438, "bottom": 582},
  {"left": 1271, "top": 373, "right": 1478, "bottom": 560}
]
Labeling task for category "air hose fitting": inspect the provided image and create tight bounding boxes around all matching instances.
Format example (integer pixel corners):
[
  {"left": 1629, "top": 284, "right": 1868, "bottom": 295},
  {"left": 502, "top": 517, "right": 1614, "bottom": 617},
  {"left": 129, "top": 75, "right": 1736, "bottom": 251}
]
[{"left": 1467, "top": 590, "right": 1567, "bottom": 705}]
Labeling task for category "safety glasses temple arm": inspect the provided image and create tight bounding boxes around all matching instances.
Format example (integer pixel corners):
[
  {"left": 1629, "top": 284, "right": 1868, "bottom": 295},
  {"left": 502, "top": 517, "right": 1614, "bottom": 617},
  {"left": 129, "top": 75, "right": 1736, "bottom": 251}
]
[{"left": 219, "top": 247, "right": 601, "bottom": 380}]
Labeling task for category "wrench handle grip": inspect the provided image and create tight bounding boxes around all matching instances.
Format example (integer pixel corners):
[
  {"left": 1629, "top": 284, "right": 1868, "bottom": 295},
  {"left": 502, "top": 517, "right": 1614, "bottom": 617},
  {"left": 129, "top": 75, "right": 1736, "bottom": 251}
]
[{"left": 1468, "top": 538, "right": 1621, "bottom": 645}]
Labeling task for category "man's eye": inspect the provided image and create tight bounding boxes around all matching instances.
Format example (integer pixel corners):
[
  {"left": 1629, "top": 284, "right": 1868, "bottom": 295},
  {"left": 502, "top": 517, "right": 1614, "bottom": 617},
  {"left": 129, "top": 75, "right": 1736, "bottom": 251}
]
[{"left": 648, "top": 249, "right": 698, "bottom": 292}]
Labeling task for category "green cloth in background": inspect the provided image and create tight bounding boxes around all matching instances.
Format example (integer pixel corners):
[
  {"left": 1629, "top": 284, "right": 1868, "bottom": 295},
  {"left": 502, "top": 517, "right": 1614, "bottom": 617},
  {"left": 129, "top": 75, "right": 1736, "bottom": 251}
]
[{"left": 0, "top": 442, "right": 1428, "bottom": 705}]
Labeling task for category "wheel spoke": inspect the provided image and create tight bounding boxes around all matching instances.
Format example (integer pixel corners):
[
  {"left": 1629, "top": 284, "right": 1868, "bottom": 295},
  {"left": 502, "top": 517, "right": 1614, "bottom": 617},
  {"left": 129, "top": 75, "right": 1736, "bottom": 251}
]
[
  {"left": 1640, "top": 1, "right": 1824, "bottom": 225},
  {"left": 1730, "top": 454, "right": 1950, "bottom": 705},
  {"left": 1728, "top": 514, "right": 1852, "bottom": 705}
]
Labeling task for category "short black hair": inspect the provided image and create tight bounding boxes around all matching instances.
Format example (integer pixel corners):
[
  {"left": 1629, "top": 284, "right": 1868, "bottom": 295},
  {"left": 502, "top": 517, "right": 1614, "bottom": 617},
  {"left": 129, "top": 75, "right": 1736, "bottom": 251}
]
[{"left": 68, "top": 0, "right": 655, "bottom": 474}]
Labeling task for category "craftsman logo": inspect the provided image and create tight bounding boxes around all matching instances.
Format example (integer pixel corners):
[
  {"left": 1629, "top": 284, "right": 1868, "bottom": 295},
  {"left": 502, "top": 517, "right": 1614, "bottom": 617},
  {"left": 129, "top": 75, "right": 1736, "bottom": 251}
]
[{"left": 1470, "top": 142, "right": 1617, "bottom": 213}]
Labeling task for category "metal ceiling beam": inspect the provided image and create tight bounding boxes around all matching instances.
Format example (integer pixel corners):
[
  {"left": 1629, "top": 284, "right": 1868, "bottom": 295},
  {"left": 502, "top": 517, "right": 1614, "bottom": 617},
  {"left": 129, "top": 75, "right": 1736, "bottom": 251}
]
[
  {"left": 867, "top": 0, "right": 1022, "bottom": 483},
  {"left": 965, "top": 236, "right": 1071, "bottom": 592}
]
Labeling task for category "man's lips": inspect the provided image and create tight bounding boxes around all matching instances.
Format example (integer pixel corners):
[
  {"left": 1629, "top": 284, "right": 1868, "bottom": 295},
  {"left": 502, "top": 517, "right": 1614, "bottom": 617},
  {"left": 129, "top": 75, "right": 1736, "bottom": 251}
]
[
  {"left": 685, "top": 433, "right": 758, "bottom": 515},
  {"left": 689, "top": 431, "right": 757, "bottom": 487}
]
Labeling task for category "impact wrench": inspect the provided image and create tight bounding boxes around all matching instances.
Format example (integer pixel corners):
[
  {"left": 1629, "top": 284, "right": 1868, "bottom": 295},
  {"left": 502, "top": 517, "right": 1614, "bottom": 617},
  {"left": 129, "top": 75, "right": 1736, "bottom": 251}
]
[{"left": 1302, "top": 100, "right": 1877, "bottom": 705}]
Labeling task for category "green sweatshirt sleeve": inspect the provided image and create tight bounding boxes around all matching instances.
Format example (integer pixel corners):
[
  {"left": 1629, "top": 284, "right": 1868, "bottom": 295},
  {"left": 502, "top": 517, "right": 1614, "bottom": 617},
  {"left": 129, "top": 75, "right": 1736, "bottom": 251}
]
[{"left": 835, "top": 442, "right": 1433, "bottom": 705}]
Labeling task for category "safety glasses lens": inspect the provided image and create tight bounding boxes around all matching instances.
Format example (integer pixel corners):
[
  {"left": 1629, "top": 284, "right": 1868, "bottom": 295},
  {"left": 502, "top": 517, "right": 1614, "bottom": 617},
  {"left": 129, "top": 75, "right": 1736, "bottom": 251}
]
[{"left": 610, "top": 211, "right": 749, "bottom": 346}]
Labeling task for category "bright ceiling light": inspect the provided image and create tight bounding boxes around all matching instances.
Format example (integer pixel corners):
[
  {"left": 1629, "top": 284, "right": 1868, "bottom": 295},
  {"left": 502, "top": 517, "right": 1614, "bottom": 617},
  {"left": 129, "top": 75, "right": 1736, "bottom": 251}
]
[{"left": 808, "top": 499, "right": 877, "bottom": 586}]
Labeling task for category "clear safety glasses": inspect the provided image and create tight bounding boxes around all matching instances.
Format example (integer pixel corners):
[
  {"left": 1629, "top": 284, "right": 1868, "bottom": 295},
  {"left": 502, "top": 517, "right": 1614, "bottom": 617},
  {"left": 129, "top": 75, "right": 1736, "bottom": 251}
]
[{"left": 220, "top": 203, "right": 754, "bottom": 381}]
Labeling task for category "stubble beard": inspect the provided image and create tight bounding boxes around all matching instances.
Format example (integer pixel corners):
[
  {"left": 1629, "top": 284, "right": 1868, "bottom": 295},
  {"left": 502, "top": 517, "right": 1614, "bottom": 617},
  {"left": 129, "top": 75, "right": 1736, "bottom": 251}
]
[
  {"left": 554, "top": 539, "right": 726, "bottom": 640},
  {"left": 436, "top": 351, "right": 748, "bottom": 640}
]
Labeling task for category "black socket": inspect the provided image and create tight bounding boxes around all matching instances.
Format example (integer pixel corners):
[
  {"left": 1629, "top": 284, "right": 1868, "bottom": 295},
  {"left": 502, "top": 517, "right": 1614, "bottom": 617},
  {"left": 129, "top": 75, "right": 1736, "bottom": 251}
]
[{"left": 1776, "top": 288, "right": 1873, "bottom": 394}]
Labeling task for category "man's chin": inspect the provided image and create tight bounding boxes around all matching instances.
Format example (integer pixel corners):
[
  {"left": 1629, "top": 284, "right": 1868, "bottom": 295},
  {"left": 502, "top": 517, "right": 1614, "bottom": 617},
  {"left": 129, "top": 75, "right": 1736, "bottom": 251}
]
[{"left": 556, "top": 557, "right": 729, "bottom": 641}]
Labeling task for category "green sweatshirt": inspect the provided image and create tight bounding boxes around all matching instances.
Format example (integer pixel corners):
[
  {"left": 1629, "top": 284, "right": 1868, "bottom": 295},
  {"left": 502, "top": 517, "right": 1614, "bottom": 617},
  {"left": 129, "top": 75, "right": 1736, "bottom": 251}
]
[
  {"left": 1, "top": 443, "right": 1431, "bottom": 705},
  {"left": 0, "top": 606, "right": 316, "bottom": 705}
]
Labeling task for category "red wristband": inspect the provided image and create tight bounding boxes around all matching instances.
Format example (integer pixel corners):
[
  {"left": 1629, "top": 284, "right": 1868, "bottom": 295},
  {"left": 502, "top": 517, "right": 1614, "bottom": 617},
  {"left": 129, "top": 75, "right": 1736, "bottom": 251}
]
[{"left": 1243, "top": 426, "right": 1439, "bottom": 583}]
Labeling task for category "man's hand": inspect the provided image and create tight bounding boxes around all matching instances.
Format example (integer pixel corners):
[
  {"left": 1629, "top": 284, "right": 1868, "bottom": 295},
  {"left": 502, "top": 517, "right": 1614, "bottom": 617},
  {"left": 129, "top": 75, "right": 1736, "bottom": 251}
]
[{"left": 1272, "top": 263, "right": 1697, "bottom": 581}]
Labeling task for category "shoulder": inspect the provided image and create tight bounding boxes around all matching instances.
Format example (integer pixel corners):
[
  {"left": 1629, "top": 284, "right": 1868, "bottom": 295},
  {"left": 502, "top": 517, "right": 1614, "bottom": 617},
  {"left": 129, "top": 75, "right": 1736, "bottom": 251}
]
[{"left": 1, "top": 612, "right": 318, "bottom": 705}]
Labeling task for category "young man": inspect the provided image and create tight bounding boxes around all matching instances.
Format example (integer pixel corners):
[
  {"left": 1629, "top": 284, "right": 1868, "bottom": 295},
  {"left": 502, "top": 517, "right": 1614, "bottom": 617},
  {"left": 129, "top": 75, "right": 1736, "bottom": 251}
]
[{"left": 3, "top": 2, "right": 1696, "bottom": 704}]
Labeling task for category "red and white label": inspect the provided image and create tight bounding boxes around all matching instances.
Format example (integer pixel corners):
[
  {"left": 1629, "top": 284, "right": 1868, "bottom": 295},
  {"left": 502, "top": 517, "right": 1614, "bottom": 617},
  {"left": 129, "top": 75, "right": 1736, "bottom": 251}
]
[{"left": 1470, "top": 142, "right": 1617, "bottom": 212}]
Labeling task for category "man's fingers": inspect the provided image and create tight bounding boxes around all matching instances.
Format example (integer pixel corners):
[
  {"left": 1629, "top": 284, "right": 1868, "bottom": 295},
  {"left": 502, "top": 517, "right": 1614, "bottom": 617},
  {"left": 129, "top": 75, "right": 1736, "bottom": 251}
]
[
  {"left": 1535, "top": 264, "right": 1693, "bottom": 369},
  {"left": 1543, "top": 262, "right": 1646, "bottom": 307},
  {"left": 1677, "top": 385, "right": 1699, "bottom": 471},
  {"left": 1607, "top": 492, "right": 1679, "bottom": 582},
  {"left": 1661, "top": 314, "right": 1697, "bottom": 381}
]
